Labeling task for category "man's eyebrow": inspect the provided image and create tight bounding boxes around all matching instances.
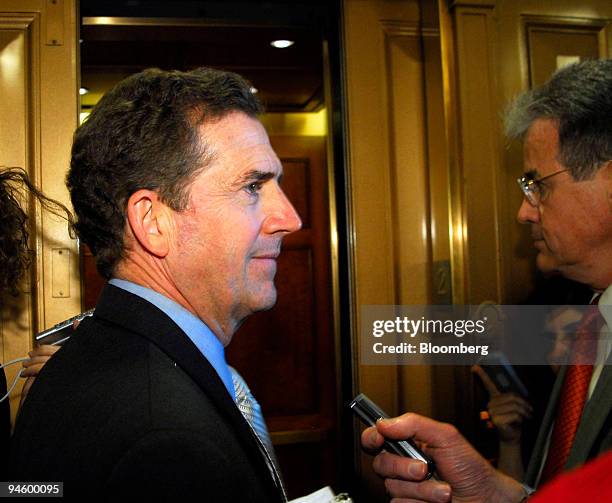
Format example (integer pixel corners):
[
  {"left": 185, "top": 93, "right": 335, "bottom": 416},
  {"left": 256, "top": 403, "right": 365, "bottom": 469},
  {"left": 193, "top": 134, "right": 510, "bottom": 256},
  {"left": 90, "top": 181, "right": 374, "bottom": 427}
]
[
  {"left": 234, "top": 170, "right": 280, "bottom": 185},
  {"left": 524, "top": 169, "right": 540, "bottom": 179}
]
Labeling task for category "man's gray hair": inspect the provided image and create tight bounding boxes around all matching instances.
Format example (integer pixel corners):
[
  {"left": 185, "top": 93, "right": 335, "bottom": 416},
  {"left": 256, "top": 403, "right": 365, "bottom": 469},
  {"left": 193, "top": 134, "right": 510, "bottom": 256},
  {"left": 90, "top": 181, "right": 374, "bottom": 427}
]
[{"left": 505, "top": 59, "right": 612, "bottom": 180}]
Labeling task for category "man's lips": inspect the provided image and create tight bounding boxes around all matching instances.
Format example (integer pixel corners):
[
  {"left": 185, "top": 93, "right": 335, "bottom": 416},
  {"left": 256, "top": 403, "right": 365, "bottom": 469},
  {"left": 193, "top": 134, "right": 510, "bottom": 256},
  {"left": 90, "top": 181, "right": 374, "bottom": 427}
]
[
  {"left": 252, "top": 253, "right": 280, "bottom": 260},
  {"left": 532, "top": 236, "right": 551, "bottom": 253},
  {"left": 531, "top": 228, "right": 544, "bottom": 243}
]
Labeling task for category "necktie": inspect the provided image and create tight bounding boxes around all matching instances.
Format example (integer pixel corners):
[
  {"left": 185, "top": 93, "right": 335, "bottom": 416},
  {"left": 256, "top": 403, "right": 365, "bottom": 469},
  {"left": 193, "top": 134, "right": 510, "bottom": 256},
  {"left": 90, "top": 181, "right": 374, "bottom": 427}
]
[
  {"left": 231, "top": 367, "right": 275, "bottom": 455},
  {"left": 230, "top": 367, "right": 286, "bottom": 500},
  {"left": 540, "top": 298, "right": 603, "bottom": 484}
]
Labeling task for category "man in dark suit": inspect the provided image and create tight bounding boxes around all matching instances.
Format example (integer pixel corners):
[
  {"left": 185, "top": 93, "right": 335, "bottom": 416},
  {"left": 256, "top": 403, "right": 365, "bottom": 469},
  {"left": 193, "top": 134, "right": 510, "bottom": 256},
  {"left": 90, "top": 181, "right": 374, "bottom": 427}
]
[
  {"left": 360, "top": 60, "right": 612, "bottom": 501},
  {"left": 10, "top": 67, "right": 301, "bottom": 501}
]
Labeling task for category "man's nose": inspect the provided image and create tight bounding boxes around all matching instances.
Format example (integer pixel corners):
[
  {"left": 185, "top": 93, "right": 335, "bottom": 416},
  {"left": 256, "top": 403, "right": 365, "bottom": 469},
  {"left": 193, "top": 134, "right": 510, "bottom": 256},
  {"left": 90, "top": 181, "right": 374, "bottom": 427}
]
[
  {"left": 517, "top": 197, "right": 539, "bottom": 224},
  {"left": 265, "top": 187, "right": 302, "bottom": 235}
]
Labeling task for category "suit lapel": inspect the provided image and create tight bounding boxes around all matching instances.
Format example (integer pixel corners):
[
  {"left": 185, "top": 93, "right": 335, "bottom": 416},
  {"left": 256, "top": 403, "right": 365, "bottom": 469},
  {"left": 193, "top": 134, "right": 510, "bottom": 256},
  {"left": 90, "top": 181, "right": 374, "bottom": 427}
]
[
  {"left": 524, "top": 366, "right": 566, "bottom": 485},
  {"left": 94, "top": 284, "right": 281, "bottom": 500},
  {"left": 526, "top": 352, "right": 612, "bottom": 483},
  {"left": 567, "top": 355, "right": 612, "bottom": 468}
]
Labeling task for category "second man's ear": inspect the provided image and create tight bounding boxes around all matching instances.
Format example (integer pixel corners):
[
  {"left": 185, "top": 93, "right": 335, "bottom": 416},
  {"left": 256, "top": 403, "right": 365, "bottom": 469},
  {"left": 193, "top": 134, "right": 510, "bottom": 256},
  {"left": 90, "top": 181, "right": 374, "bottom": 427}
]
[
  {"left": 126, "top": 189, "right": 171, "bottom": 258},
  {"left": 604, "top": 162, "right": 612, "bottom": 213}
]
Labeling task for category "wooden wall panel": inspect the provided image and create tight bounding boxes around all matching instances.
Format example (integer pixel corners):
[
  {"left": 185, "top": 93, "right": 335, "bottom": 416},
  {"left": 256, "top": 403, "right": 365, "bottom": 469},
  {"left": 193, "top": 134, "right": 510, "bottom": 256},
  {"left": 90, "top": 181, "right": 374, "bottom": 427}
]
[
  {"left": 453, "top": 3, "right": 504, "bottom": 305},
  {"left": 343, "top": 10, "right": 405, "bottom": 494},
  {"left": 343, "top": 0, "right": 448, "bottom": 498},
  {"left": 383, "top": 24, "right": 444, "bottom": 420},
  {"left": 0, "top": 0, "right": 79, "bottom": 425},
  {"left": 525, "top": 17, "right": 607, "bottom": 87},
  {"left": 384, "top": 27, "right": 431, "bottom": 307},
  {"left": 0, "top": 14, "right": 36, "bottom": 424}
]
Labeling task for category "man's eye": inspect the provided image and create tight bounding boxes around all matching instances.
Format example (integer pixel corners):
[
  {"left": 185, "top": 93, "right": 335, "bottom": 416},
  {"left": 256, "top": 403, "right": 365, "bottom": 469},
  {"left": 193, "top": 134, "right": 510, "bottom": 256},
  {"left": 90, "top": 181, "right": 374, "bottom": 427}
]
[{"left": 245, "top": 182, "right": 262, "bottom": 195}]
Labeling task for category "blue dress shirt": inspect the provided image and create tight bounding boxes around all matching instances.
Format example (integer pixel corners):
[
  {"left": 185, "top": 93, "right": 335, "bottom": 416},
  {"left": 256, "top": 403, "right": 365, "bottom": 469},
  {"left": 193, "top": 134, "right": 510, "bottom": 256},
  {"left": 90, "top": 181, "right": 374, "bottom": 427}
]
[{"left": 109, "top": 278, "right": 235, "bottom": 401}]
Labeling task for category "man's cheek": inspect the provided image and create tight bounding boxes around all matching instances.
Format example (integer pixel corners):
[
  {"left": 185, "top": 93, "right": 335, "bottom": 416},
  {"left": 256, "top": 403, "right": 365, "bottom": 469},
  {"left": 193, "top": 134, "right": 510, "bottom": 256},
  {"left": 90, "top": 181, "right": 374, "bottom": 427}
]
[{"left": 536, "top": 249, "right": 561, "bottom": 275}]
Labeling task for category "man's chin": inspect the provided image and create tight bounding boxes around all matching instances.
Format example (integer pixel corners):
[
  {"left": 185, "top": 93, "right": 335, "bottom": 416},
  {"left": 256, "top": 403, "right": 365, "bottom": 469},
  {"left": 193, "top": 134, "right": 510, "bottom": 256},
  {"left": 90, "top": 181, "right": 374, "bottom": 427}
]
[
  {"left": 250, "top": 286, "right": 278, "bottom": 313},
  {"left": 535, "top": 252, "right": 562, "bottom": 276}
]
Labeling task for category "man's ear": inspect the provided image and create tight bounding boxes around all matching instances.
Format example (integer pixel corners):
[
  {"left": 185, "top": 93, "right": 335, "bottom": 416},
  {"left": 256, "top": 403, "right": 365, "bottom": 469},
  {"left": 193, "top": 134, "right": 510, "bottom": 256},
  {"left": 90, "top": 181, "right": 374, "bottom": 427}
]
[
  {"left": 602, "top": 161, "right": 612, "bottom": 213},
  {"left": 126, "top": 190, "right": 172, "bottom": 257}
]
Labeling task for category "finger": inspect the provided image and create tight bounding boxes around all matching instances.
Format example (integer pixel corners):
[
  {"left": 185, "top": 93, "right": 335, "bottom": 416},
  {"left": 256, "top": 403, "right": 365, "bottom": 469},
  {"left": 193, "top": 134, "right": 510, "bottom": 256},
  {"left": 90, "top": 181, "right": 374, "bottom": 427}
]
[
  {"left": 488, "top": 393, "right": 532, "bottom": 410},
  {"left": 492, "top": 412, "right": 525, "bottom": 428},
  {"left": 489, "top": 403, "right": 532, "bottom": 419},
  {"left": 415, "top": 440, "right": 427, "bottom": 451},
  {"left": 21, "top": 377, "right": 35, "bottom": 397},
  {"left": 22, "top": 356, "right": 54, "bottom": 368},
  {"left": 488, "top": 392, "right": 531, "bottom": 407},
  {"left": 29, "top": 345, "right": 60, "bottom": 357},
  {"left": 372, "top": 451, "right": 429, "bottom": 481},
  {"left": 489, "top": 397, "right": 530, "bottom": 411},
  {"left": 471, "top": 365, "right": 500, "bottom": 396},
  {"left": 385, "top": 478, "right": 451, "bottom": 503},
  {"left": 21, "top": 364, "right": 45, "bottom": 377},
  {"left": 361, "top": 426, "right": 385, "bottom": 452},
  {"left": 489, "top": 396, "right": 533, "bottom": 417}
]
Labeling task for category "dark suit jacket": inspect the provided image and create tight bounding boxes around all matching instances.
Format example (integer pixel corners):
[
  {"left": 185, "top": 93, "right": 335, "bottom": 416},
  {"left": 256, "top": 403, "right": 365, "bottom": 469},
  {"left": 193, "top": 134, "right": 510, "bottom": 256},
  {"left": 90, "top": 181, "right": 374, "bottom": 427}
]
[
  {"left": 525, "top": 356, "right": 612, "bottom": 486},
  {"left": 10, "top": 284, "right": 283, "bottom": 502}
]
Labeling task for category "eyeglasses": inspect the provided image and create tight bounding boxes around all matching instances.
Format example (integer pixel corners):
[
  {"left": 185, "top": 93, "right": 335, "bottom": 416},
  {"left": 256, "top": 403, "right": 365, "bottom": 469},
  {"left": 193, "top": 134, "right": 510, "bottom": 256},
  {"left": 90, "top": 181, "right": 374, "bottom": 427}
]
[{"left": 516, "top": 169, "right": 567, "bottom": 206}]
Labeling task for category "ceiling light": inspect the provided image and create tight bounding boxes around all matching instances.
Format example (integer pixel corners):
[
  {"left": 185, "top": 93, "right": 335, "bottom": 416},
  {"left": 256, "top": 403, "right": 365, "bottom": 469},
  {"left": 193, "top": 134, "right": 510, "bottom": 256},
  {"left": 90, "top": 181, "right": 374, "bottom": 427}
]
[
  {"left": 79, "top": 87, "right": 89, "bottom": 96},
  {"left": 250, "top": 87, "right": 258, "bottom": 94},
  {"left": 270, "top": 39, "right": 294, "bottom": 49}
]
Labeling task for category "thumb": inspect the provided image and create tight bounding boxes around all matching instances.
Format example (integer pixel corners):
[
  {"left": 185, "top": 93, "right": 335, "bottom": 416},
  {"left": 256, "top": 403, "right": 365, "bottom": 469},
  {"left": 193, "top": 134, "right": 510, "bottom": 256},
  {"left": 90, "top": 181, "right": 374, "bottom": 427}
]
[{"left": 376, "top": 413, "right": 458, "bottom": 448}]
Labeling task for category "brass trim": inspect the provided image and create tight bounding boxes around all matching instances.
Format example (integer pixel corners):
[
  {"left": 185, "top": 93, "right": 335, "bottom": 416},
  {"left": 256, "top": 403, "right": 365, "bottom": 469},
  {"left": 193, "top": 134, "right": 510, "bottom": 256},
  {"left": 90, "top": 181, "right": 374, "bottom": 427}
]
[
  {"left": 45, "top": 0, "right": 64, "bottom": 46},
  {"left": 322, "top": 39, "right": 344, "bottom": 440},
  {"left": 336, "top": 3, "right": 362, "bottom": 480},
  {"left": 380, "top": 20, "right": 440, "bottom": 38},
  {"left": 0, "top": 13, "right": 37, "bottom": 29},
  {"left": 26, "top": 12, "right": 45, "bottom": 336},
  {"left": 437, "top": 0, "right": 466, "bottom": 305},
  {"left": 335, "top": 8, "right": 359, "bottom": 403},
  {"left": 448, "top": 0, "right": 495, "bottom": 8},
  {"left": 522, "top": 14, "right": 610, "bottom": 29},
  {"left": 82, "top": 16, "right": 291, "bottom": 28}
]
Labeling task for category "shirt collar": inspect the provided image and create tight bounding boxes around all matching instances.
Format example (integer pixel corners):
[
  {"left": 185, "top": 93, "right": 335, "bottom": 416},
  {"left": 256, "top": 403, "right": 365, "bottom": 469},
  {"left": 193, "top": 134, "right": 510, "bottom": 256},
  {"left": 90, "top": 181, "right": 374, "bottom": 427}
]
[
  {"left": 596, "top": 285, "right": 612, "bottom": 364},
  {"left": 598, "top": 285, "right": 612, "bottom": 327},
  {"left": 109, "top": 278, "right": 235, "bottom": 401}
]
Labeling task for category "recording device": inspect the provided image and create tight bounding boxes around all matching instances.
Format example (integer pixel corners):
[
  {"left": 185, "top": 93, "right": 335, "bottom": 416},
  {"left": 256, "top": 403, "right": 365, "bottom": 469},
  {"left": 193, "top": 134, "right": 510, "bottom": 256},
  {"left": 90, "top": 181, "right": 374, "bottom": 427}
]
[
  {"left": 349, "top": 393, "right": 436, "bottom": 479},
  {"left": 478, "top": 351, "right": 528, "bottom": 398},
  {"left": 35, "top": 309, "right": 95, "bottom": 346}
]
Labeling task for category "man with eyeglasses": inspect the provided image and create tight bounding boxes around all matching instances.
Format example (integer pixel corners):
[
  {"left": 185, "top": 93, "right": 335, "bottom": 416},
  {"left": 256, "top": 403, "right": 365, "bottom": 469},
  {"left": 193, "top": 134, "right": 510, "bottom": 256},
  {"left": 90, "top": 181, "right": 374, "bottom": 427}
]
[{"left": 361, "top": 59, "right": 612, "bottom": 502}]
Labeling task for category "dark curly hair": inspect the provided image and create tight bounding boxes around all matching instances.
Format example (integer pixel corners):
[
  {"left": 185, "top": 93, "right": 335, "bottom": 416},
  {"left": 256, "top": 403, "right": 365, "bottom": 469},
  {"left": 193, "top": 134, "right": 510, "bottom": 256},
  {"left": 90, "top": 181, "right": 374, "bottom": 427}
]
[
  {"left": 0, "top": 167, "right": 73, "bottom": 297},
  {"left": 67, "top": 67, "right": 263, "bottom": 279}
]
